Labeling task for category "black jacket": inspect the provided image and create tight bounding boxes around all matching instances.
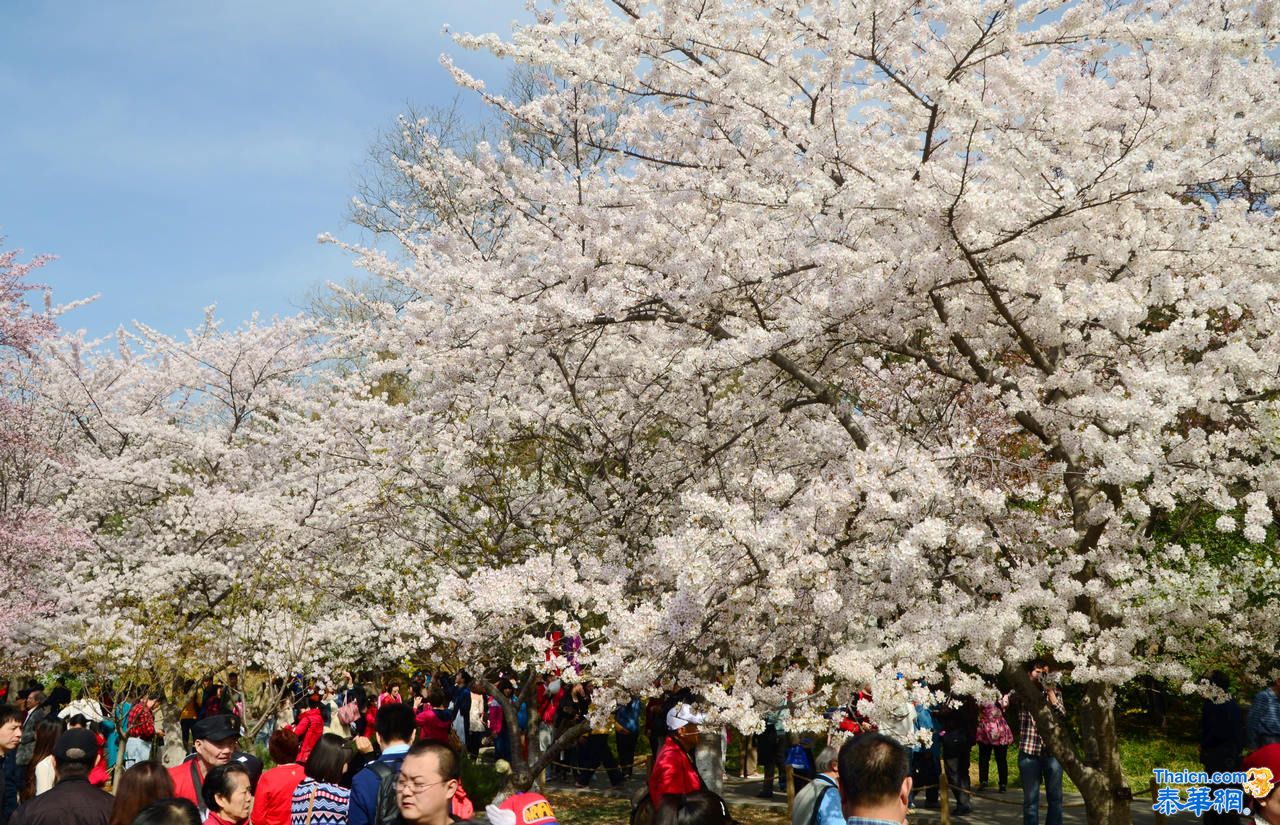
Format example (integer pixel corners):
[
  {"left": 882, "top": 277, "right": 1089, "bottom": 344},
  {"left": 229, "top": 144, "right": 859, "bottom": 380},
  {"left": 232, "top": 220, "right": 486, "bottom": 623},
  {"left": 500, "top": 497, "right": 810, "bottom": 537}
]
[{"left": 9, "top": 776, "right": 113, "bottom": 825}]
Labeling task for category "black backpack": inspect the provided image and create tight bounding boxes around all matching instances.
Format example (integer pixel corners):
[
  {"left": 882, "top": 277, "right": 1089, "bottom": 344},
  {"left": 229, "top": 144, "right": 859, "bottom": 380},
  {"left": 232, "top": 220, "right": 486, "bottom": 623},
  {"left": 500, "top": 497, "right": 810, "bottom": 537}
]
[
  {"left": 629, "top": 785, "right": 653, "bottom": 825},
  {"left": 808, "top": 781, "right": 835, "bottom": 825},
  {"left": 367, "top": 760, "right": 402, "bottom": 825}
]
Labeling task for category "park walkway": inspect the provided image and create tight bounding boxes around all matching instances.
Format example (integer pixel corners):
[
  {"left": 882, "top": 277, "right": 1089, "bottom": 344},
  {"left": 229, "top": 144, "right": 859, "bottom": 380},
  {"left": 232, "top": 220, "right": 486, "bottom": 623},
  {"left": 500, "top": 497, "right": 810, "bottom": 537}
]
[{"left": 547, "top": 773, "right": 1206, "bottom": 824}]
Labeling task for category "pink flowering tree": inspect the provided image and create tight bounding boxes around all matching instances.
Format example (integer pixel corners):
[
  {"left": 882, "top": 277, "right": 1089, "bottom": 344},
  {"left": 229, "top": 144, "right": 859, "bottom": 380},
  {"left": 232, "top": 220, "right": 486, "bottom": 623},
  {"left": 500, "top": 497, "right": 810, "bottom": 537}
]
[
  {"left": 0, "top": 245, "right": 90, "bottom": 666},
  {"left": 325, "top": 2, "right": 1280, "bottom": 821}
]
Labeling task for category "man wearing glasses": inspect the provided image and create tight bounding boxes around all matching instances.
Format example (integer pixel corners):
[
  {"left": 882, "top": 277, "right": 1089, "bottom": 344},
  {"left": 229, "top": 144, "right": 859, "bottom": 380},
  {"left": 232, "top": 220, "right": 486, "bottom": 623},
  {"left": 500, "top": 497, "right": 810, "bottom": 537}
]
[{"left": 396, "top": 741, "right": 468, "bottom": 825}]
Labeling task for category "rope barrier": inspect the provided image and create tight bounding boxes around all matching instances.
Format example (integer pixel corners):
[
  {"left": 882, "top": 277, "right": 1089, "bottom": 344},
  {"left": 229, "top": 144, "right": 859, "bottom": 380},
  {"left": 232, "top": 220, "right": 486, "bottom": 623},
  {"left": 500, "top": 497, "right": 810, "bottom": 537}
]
[{"left": 539, "top": 752, "right": 652, "bottom": 772}]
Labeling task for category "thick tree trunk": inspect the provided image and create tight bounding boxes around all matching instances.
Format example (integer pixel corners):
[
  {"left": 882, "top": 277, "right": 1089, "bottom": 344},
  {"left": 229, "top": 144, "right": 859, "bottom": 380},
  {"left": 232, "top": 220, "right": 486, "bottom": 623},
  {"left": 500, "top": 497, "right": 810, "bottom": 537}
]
[
  {"left": 1003, "top": 664, "right": 1133, "bottom": 825},
  {"left": 694, "top": 728, "right": 724, "bottom": 795},
  {"left": 158, "top": 699, "right": 187, "bottom": 768}
]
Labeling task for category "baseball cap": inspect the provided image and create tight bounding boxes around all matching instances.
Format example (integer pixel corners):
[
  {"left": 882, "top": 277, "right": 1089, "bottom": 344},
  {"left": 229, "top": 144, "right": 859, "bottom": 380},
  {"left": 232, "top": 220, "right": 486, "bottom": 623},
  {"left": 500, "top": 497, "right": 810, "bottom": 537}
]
[
  {"left": 53, "top": 728, "right": 99, "bottom": 763},
  {"left": 232, "top": 751, "right": 264, "bottom": 792},
  {"left": 486, "top": 792, "right": 558, "bottom": 825},
  {"left": 666, "top": 703, "right": 707, "bottom": 731}
]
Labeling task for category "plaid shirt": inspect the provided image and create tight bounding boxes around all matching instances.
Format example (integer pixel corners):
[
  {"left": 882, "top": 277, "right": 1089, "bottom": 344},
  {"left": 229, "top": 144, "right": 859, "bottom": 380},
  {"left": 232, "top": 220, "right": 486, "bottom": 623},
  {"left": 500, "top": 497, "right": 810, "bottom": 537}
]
[
  {"left": 1018, "top": 690, "right": 1065, "bottom": 756},
  {"left": 846, "top": 817, "right": 905, "bottom": 825},
  {"left": 127, "top": 703, "right": 156, "bottom": 739},
  {"left": 1247, "top": 687, "right": 1280, "bottom": 751}
]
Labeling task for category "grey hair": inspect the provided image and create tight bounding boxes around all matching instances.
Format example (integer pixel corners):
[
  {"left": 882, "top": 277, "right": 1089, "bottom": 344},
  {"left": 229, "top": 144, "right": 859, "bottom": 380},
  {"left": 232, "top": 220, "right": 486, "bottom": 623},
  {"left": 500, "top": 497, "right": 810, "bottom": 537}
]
[{"left": 816, "top": 744, "right": 841, "bottom": 772}]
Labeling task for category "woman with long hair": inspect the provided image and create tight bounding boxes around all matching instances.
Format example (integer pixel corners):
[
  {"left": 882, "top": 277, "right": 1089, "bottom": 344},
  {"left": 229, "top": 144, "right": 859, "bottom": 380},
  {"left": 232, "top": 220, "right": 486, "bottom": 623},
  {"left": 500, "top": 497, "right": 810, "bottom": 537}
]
[
  {"left": 21, "top": 718, "right": 63, "bottom": 799},
  {"left": 289, "top": 733, "right": 350, "bottom": 824},
  {"left": 108, "top": 761, "right": 175, "bottom": 825}
]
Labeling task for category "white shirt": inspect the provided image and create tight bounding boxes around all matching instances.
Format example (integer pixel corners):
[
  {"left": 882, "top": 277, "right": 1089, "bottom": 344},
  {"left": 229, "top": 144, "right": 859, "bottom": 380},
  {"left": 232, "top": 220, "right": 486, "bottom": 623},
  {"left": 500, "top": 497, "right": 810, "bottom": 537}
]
[{"left": 34, "top": 755, "right": 55, "bottom": 795}]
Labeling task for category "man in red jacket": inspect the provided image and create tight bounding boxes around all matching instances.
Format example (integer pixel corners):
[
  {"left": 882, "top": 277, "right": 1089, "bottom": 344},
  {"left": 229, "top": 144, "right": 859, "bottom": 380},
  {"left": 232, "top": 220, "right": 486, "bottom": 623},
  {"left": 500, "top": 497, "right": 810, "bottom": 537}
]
[
  {"left": 648, "top": 703, "right": 705, "bottom": 808},
  {"left": 169, "top": 714, "right": 241, "bottom": 819}
]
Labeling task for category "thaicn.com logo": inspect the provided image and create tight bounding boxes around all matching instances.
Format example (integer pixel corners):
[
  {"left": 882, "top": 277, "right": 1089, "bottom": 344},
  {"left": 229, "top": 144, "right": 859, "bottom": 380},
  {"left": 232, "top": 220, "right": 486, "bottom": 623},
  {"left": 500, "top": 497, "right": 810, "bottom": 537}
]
[{"left": 1150, "top": 768, "right": 1273, "bottom": 816}]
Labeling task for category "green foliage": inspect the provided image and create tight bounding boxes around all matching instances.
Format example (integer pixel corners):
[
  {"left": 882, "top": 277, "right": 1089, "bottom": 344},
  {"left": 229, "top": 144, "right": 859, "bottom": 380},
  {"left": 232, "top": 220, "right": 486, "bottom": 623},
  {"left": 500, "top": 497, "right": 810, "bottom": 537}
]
[
  {"left": 253, "top": 741, "right": 274, "bottom": 769},
  {"left": 460, "top": 754, "right": 506, "bottom": 809},
  {"left": 1150, "top": 506, "right": 1274, "bottom": 568}
]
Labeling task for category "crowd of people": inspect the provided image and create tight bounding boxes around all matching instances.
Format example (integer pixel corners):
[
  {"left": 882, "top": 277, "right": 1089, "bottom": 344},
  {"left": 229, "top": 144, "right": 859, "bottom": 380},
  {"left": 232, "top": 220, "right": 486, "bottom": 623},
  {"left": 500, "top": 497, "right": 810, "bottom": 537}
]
[
  {"left": 0, "top": 695, "right": 572, "bottom": 825},
  {"left": 2, "top": 660, "right": 1280, "bottom": 825},
  {"left": 0, "top": 664, "right": 1113, "bottom": 825},
  {"left": 0, "top": 670, "right": 747, "bottom": 825}
]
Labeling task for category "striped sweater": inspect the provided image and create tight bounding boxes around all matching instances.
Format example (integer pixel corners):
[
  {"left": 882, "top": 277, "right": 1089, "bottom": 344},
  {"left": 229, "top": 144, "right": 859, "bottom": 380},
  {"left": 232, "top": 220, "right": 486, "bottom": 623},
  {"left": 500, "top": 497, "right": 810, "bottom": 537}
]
[{"left": 290, "top": 778, "right": 351, "bottom": 825}]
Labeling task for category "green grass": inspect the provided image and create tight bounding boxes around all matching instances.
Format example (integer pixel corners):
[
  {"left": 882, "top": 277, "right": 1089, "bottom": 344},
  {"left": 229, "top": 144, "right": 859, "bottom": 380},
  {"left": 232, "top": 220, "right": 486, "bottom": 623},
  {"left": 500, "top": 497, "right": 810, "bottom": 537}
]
[{"left": 957, "top": 708, "right": 1201, "bottom": 799}]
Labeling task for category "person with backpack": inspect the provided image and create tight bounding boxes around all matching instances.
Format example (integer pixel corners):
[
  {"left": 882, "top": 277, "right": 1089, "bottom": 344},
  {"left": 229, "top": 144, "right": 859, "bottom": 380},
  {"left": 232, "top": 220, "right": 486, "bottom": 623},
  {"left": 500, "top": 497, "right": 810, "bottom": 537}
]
[
  {"left": 789, "top": 744, "right": 841, "bottom": 825},
  {"left": 348, "top": 703, "right": 416, "bottom": 825}
]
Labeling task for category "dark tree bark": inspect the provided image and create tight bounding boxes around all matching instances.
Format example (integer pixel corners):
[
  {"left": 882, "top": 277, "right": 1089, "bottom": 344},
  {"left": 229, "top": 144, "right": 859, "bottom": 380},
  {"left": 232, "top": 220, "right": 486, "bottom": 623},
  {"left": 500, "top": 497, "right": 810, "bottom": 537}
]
[{"left": 474, "top": 670, "right": 591, "bottom": 792}]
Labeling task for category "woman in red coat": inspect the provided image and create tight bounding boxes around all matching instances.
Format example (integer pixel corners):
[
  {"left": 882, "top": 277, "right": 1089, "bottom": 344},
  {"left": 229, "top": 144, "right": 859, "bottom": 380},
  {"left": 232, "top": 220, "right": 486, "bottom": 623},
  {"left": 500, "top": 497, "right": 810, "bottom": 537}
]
[
  {"left": 289, "top": 695, "right": 324, "bottom": 765},
  {"left": 414, "top": 687, "right": 455, "bottom": 744}
]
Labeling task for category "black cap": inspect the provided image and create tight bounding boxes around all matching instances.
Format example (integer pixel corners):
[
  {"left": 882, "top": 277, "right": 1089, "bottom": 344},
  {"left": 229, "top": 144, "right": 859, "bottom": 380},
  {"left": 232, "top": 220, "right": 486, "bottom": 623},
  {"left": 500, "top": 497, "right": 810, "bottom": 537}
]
[
  {"left": 53, "top": 728, "right": 99, "bottom": 763},
  {"left": 192, "top": 714, "right": 239, "bottom": 742}
]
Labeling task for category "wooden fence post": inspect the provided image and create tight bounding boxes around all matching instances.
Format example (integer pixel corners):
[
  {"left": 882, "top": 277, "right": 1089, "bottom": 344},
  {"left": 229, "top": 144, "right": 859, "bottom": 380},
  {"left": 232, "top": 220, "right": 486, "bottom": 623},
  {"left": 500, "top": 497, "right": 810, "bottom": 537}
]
[
  {"left": 786, "top": 764, "right": 796, "bottom": 817},
  {"left": 939, "top": 764, "right": 952, "bottom": 825}
]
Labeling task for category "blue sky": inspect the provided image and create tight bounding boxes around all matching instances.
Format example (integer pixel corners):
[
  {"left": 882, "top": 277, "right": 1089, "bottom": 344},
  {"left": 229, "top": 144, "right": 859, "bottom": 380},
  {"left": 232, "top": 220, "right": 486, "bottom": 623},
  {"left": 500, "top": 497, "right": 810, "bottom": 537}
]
[{"left": 1, "top": 0, "right": 528, "bottom": 340}]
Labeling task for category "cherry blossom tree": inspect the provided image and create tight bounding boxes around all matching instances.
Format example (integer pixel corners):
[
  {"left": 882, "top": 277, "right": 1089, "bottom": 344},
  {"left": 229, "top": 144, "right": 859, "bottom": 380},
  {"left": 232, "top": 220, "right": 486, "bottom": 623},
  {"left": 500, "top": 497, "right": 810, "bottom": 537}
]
[
  {"left": 0, "top": 244, "right": 88, "bottom": 666},
  {"left": 328, "top": 1, "right": 1280, "bottom": 820},
  {"left": 24, "top": 312, "right": 372, "bottom": 696}
]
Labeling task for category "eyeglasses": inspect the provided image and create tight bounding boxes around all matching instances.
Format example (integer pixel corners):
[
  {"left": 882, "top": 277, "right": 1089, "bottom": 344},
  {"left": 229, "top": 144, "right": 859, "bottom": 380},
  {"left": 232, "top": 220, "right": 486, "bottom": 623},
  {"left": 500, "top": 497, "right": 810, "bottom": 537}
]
[{"left": 395, "top": 776, "right": 450, "bottom": 794}]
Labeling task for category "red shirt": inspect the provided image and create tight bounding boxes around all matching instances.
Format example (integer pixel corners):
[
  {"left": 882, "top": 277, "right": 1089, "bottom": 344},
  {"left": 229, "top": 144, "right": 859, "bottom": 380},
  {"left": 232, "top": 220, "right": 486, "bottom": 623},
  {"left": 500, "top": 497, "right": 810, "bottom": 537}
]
[
  {"left": 90, "top": 732, "right": 110, "bottom": 786},
  {"left": 648, "top": 738, "right": 702, "bottom": 808},
  {"left": 170, "top": 759, "right": 208, "bottom": 808},
  {"left": 249, "top": 763, "right": 304, "bottom": 825},
  {"left": 204, "top": 812, "right": 241, "bottom": 825}
]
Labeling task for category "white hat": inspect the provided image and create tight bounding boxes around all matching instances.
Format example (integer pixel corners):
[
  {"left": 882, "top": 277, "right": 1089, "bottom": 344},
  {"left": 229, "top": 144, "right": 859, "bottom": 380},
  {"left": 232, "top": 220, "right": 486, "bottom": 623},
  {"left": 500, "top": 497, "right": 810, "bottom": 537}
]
[
  {"left": 57, "top": 699, "right": 104, "bottom": 723},
  {"left": 665, "top": 703, "right": 706, "bottom": 730}
]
